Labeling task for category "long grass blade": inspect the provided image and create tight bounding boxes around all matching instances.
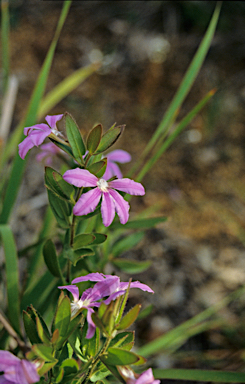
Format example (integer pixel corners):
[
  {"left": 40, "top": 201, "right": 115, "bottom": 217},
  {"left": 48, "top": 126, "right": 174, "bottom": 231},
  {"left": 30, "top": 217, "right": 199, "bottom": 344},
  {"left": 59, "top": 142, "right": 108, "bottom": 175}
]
[
  {"left": 0, "top": 224, "right": 20, "bottom": 334},
  {"left": 154, "top": 368, "right": 245, "bottom": 383},
  {"left": 38, "top": 64, "right": 99, "bottom": 119},
  {"left": 137, "top": 285, "right": 245, "bottom": 357},
  {"left": 0, "top": 1, "right": 72, "bottom": 224},
  {"left": 129, "top": 2, "right": 221, "bottom": 177},
  {"left": 136, "top": 89, "right": 216, "bottom": 181},
  {"left": 1, "top": 0, "right": 10, "bottom": 93}
]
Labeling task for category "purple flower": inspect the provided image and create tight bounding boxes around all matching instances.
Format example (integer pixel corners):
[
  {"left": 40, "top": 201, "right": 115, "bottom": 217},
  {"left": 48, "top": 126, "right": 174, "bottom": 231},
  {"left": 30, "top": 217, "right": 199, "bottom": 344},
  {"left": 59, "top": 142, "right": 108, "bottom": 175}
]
[
  {"left": 118, "top": 368, "right": 160, "bottom": 384},
  {"left": 0, "top": 351, "right": 39, "bottom": 384},
  {"left": 103, "top": 150, "right": 131, "bottom": 180},
  {"left": 18, "top": 114, "right": 63, "bottom": 159},
  {"left": 63, "top": 168, "right": 145, "bottom": 227},
  {"left": 36, "top": 142, "right": 63, "bottom": 165},
  {"left": 59, "top": 273, "right": 153, "bottom": 339}
]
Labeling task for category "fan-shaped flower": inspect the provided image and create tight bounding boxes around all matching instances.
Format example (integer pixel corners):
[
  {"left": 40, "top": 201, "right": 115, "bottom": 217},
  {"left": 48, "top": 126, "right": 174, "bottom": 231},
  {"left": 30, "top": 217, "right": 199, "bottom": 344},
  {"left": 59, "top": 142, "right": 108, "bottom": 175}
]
[
  {"left": 118, "top": 367, "right": 160, "bottom": 384},
  {"left": 63, "top": 168, "right": 145, "bottom": 227},
  {"left": 59, "top": 273, "right": 153, "bottom": 338},
  {"left": 0, "top": 351, "right": 39, "bottom": 384},
  {"left": 18, "top": 114, "right": 63, "bottom": 159}
]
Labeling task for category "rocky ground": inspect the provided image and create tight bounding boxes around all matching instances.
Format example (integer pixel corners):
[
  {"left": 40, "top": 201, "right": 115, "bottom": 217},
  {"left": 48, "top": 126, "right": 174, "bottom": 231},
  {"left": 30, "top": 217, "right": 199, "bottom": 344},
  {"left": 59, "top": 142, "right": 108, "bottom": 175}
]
[{"left": 2, "top": 1, "right": 245, "bottom": 380}]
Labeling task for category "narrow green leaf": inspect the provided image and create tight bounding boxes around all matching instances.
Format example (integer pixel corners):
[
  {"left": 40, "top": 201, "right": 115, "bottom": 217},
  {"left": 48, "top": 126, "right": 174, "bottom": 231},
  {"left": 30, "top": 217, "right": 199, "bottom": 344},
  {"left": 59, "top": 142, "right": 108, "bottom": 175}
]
[
  {"left": 0, "top": 1, "right": 71, "bottom": 224},
  {"left": 117, "top": 304, "right": 141, "bottom": 330},
  {"left": 112, "top": 259, "right": 151, "bottom": 274},
  {"left": 0, "top": 224, "right": 20, "bottom": 333},
  {"left": 49, "top": 137, "right": 74, "bottom": 158},
  {"left": 36, "top": 316, "right": 50, "bottom": 344},
  {"left": 90, "top": 369, "right": 110, "bottom": 383},
  {"left": 88, "top": 159, "right": 107, "bottom": 178},
  {"left": 37, "top": 361, "right": 58, "bottom": 376},
  {"left": 65, "top": 112, "right": 85, "bottom": 162},
  {"left": 109, "top": 331, "right": 134, "bottom": 349},
  {"left": 73, "top": 234, "right": 96, "bottom": 250},
  {"left": 100, "top": 347, "right": 139, "bottom": 366},
  {"left": 111, "top": 216, "right": 167, "bottom": 230},
  {"left": 87, "top": 124, "right": 102, "bottom": 154},
  {"left": 45, "top": 167, "right": 74, "bottom": 201},
  {"left": 154, "top": 368, "right": 245, "bottom": 383},
  {"left": 27, "top": 305, "right": 51, "bottom": 339},
  {"left": 32, "top": 344, "right": 56, "bottom": 362},
  {"left": 54, "top": 296, "right": 71, "bottom": 339},
  {"left": 43, "top": 239, "right": 63, "bottom": 279},
  {"left": 95, "top": 125, "right": 125, "bottom": 154},
  {"left": 111, "top": 232, "right": 144, "bottom": 258},
  {"left": 23, "top": 311, "right": 41, "bottom": 344}
]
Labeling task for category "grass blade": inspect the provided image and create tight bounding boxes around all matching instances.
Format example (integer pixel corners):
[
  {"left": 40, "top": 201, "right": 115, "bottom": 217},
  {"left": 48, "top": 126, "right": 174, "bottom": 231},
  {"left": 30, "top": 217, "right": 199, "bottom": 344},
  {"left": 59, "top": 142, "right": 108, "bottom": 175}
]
[
  {"left": 1, "top": 0, "right": 10, "bottom": 93},
  {"left": 0, "top": 1, "right": 72, "bottom": 224},
  {"left": 154, "top": 368, "right": 245, "bottom": 383},
  {"left": 136, "top": 89, "right": 216, "bottom": 181},
  {"left": 0, "top": 224, "right": 20, "bottom": 333},
  {"left": 137, "top": 285, "right": 245, "bottom": 357},
  {"left": 38, "top": 64, "right": 98, "bottom": 119},
  {"left": 129, "top": 2, "right": 221, "bottom": 178}
]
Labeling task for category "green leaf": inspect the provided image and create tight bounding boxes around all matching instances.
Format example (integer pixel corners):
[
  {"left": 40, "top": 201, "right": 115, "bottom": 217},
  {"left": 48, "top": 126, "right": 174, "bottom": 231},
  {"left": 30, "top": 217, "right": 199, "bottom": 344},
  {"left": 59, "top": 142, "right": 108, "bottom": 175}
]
[
  {"left": 0, "top": 225, "right": 20, "bottom": 333},
  {"left": 117, "top": 304, "right": 141, "bottom": 330},
  {"left": 65, "top": 112, "right": 85, "bottom": 163},
  {"left": 100, "top": 347, "right": 140, "bottom": 366},
  {"left": 137, "top": 304, "right": 154, "bottom": 321},
  {"left": 90, "top": 369, "right": 110, "bottom": 383},
  {"left": 111, "top": 232, "right": 144, "bottom": 258},
  {"left": 37, "top": 361, "right": 58, "bottom": 376},
  {"left": 54, "top": 296, "right": 71, "bottom": 340},
  {"left": 43, "top": 239, "right": 63, "bottom": 279},
  {"left": 87, "top": 124, "right": 102, "bottom": 154},
  {"left": 91, "top": 233, "right": 107, "bottom": 245},
  {"left": 112, "top": 259, "right": 151, "bottom": 274},
  {"left": 47, "top": 189, "right": 71, "bottom": 228},
  {"left": 36, "top": 316, "right": 50, "bottom": 344},
  {"left": 45, "top": 167, "right": 74, "bottom": 201},
  {"left": 109, "top": 331, "right": 134, "bottom": 349},
  {"left": 32, "top": 344, "right": 56, "bottom": 362},
  {"left": 153, "top": 368, "right": 245, "bottom": 383},
  {"left": 23, "top": 311, "right": 41, "bottom": 344},
  {"left": 111, "top": 216, "right": 167, "bottom": 230},
  {"left": 64, "top": 247, "right": 95, "bottom": 266},
  {"left": 95, "top": 125, "right": 125, "bottom": 154},
  {"left": 88, "top": 159, "right": 107, "bottom": 178},
  {"left": 60, "top": 358, "right": 79, "bottom": 375},
  {"left": 27, "top": 305, "right": 51, "bottom": 339},
  {"left": 49, "top": 137, "right": 74, "bottom": 158},
  {"left": 0, "top": 1, "right": 71, "bottom": 224},
  {"left": 73, "top": 233, "right": 96, "bottom": 250},
  {"left": 91, "top": 313, "right": 108, "bottom": 337}
]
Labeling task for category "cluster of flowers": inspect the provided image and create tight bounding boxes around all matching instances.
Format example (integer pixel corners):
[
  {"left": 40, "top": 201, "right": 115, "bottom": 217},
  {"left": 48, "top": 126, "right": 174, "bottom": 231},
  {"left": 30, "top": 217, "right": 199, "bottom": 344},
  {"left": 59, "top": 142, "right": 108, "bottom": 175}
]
[
  {"left": 18, "top": 114, "right": 144, "bottom": 227},
  {"left": 59, "top": 272, "right": 154, "bottom": 338}
]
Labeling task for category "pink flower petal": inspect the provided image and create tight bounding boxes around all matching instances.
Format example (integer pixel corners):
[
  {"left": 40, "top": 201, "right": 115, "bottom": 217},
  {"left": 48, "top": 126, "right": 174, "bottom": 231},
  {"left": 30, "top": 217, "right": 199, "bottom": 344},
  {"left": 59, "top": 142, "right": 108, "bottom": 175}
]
[
  {"left": 110, "top": 178, "right": 145, "bottom": 195},
  {"left": 86, "top": 308, "right": 96, "bottom": 339},
  {"left": 101, "top": 192, "right": 116, "bottom": 227},
  {"left": 120, "top": 281, "right": 154, "bottom": 293},
  {"left": 58, "top": 285, "right": 80, "bottom": 301},
  {"left": 136, "top": 369, "right": 160, "bottom": 384},
  {"left": 72, "top": 272, "right": 106, "bottom": 284},
  {"left": 29, "top": 129, "right": 50, "bottom": 146},
  {"left": 23, "top": 123, "right": 49, "bottom": 136},
  {"left": 0, "top": 351, "right": 19, "bottom": 371},
  {"left": 45, "top": 114, "right": 63, "bottom": 129},
  {"left": 63, "top": 168, "right": 98, "bottom": 188},
  {"left": 20, "top": 360, "right": 39, "bottom": 384},
  {"left": 18, "top": 137, "right": 34, "bottom": 159},
  {"left": 73, "top": 188, "right": 101, "bottom": 216},
  {"left": 0, "top": 376, "right": 12, "bottom": 384},
  {"left": 106, "top": 149, "right": 131, "bottom": 163},
  {"left": 103, "top": 161, "right": 122, "bottom": 180},
  {"left": 108, "top": 189, "right": 129, "bottom": 224}
]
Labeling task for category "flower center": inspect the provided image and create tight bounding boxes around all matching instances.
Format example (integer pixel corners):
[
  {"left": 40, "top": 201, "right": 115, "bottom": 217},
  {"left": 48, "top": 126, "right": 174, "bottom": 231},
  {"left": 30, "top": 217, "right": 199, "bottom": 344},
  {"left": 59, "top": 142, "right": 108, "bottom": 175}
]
[{"left": 97, "top": 178, "right": 109, "bottom": 192}]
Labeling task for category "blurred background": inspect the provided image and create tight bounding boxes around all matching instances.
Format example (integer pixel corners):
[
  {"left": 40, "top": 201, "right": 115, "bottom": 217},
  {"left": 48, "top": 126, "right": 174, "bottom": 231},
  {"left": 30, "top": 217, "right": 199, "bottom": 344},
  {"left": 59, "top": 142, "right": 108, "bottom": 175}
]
[{"left": 3, "top": 0, "right": 245, "bottom": 377}]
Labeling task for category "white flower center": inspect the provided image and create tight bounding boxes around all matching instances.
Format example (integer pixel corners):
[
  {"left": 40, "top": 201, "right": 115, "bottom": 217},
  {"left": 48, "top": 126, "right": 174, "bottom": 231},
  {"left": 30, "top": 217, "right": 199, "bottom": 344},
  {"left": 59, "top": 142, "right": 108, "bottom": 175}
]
[
  {"left": 97, "top": 178, "right": 109, "bottom": 192},
  {"left": 70, "top": 298, "right": 90, "bottom": 316},
  {"left": 51, "top": 127, "right": 63, "bottom": 137}
]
